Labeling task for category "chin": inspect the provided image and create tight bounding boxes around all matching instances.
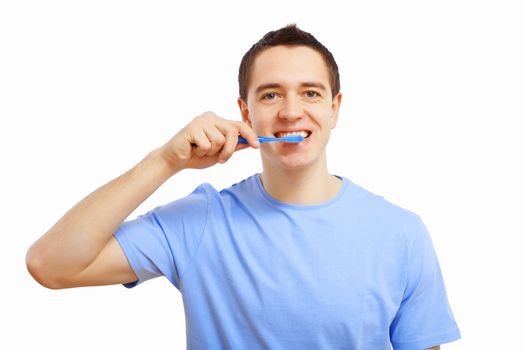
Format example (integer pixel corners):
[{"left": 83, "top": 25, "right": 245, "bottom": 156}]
[{"left": 276, "top": 154, "right": 314, "bottom": 169}]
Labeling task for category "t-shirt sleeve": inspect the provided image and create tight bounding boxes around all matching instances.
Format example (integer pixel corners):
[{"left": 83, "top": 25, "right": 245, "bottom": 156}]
[
  {"left": 113, "top": 184, "right": 209, "bottom": 289},
  {"left": 389, "top": 217, "right": 461, "bottom": 350}
]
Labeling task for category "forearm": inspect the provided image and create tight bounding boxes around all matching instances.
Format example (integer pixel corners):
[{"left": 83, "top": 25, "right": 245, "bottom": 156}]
[{"left": 26, "top": 148, "right": 179, "bottom": 283}]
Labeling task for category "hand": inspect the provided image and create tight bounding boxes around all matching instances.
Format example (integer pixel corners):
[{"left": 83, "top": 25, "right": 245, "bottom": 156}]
[{"left": 157, "top": 111, "right": 260, "bottom": 171}]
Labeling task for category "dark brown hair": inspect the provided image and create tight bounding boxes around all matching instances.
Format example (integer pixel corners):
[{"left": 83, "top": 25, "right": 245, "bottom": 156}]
[{"left": 238, "top": 24, "right": 340, "bottom": 101}]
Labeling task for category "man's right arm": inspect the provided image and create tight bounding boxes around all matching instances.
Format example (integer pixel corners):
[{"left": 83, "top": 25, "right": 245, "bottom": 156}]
[
  {"left": 25, "top": 112, "right": 259, "bottom": 289},
  {"left": 26, "top": 150, "right": 179, "bottom": 289}
]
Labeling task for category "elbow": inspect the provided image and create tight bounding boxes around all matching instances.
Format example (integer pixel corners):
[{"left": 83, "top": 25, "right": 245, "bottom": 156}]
[{"left": 26, "top": 245, "right": 67, "bottom": 290}]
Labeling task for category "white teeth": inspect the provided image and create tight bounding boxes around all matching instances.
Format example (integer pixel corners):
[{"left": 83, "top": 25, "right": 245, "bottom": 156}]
[{"left": 275, "top": 131, "right": 310, "bottom": 138}]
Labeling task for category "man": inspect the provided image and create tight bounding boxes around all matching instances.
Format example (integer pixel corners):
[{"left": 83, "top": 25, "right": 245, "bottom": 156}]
[{"left": 26, "top": 24, "right": 460, "bottom": 349}]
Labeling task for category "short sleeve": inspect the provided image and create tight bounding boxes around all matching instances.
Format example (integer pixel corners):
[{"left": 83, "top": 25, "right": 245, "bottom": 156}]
[
  {"left": 390, "top": 217, "right": 461, "bottom": 350},
  {"left": 114, "top": 184, "right": 209, "bottom": 289}
]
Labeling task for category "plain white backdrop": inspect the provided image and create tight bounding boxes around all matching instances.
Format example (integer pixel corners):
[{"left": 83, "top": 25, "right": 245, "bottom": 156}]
[{"left": 1, "top": 0, "right": 524, "bottom": 349}]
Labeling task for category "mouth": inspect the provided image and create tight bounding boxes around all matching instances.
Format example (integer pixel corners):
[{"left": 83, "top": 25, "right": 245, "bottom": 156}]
[{"left": 273, "top": 130, "right": 312, "bottom": 139}]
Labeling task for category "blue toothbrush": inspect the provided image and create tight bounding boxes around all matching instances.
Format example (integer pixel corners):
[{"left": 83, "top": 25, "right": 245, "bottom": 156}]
[{"left": 238, "top": 135, "right": 305, "bottom": 144}]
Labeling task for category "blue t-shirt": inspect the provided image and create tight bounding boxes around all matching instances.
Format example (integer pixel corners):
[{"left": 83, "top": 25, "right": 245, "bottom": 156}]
[{"left": 114, "top": 174, "right": 460, "bottom": 350}]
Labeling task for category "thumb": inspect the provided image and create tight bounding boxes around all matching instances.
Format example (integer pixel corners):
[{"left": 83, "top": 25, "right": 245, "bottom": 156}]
[{"left": 234, "top": 143, "right": 253, "bottom": 152}]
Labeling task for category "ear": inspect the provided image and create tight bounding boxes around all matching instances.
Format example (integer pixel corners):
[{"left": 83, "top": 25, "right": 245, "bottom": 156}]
[
  {"left": 330, "top": 92, "right": 342, "bottom": 129},
  {"left": 237, "top": 97, "right": 253, "bottom": 128}
]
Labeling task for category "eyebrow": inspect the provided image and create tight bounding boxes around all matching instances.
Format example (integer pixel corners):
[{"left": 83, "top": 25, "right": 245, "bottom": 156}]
[{"left": 254, "top": 81, "right": 328, "bottom": 95}]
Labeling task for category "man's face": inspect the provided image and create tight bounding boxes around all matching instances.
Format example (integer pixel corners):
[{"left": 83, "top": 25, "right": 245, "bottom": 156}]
[{"left": 238, "top": 45, "right": 341, "bottom": 170}]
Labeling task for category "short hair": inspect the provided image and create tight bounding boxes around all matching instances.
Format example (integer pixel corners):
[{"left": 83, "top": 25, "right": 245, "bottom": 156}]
[{"left": 238, "top": 24, "right": 340, "bottom": 101}]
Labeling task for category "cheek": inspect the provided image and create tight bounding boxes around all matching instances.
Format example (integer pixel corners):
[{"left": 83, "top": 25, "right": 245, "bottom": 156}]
[
  {"left": 312, "top": 111, "right": 334, "bottom": 130},
  {"left": 250, "top": 109, "right": 274, "bottom": 130}
]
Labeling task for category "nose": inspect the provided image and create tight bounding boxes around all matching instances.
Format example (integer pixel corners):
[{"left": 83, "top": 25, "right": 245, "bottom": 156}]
[{"left": 278, "top": 95, "right": 303, "bottom": 121}]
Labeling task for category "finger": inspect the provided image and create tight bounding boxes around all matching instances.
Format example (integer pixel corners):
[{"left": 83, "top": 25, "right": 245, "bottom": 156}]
[
  {"left": 216, "top": 126, "right": 239, "bottom": 163},
  {"left": 189, "top": 129, "right": 212, "bottom": 157},
  {"left": 234, "top": 143, "right": 251, "bottom": 152},
  {"left": 232, "top": 121, "right": 259, "bottom": 149},
  {"left": 202, "top": 125, "right": 226, "bottom": 156}
]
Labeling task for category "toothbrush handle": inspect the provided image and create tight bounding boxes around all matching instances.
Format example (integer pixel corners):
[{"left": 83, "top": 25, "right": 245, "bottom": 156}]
[
  {"left": 237, "top": 136, "right": 250, "bottom": 145},
  {"left": 238, "top": 136, "right": 274, "bottom": 144}
]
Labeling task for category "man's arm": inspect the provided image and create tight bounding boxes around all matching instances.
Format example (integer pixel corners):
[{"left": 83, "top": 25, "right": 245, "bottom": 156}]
[
  {"left": 26, "top": 112, "right": 259, "bottom": 289},
  {"left": 26, "top": 150, "right": 177, "bottom": 289}
]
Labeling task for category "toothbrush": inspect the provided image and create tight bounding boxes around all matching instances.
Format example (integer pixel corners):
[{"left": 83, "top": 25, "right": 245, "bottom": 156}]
[{"left": 238, "top": 135, "right": 305, "bottom": 145}]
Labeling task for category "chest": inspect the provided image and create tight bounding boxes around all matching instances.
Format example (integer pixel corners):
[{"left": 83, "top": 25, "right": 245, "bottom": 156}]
[{"left": 193, "top": 212, "right": 406, "bottom": 331}]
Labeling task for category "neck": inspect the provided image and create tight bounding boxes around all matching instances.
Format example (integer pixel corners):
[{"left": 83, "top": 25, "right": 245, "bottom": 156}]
[{"left": 259, "top": 154, "right": 342, "bottom": 205}]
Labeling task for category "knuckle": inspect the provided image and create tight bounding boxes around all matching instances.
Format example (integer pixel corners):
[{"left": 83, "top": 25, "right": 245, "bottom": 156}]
[
  {"left": 228, "top": 126, "right": 239, "bottom": 137},
  {"left": 200, "top": 143, "right": 211, "bottom": 151},
  {"left": 201, "top": 111, "right": 217, "bottom": 120},
  {"left": 194, "top": 112, "right": 212, "bottom": 122},
  {"left": 216, "top": 133, "right": 226, "bottom": 143},
  {"left": 185, "top": 125, "right": 197, "bottom": 135}
]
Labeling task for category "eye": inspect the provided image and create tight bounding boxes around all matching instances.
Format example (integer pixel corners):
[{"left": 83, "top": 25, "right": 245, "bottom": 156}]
[
  {"left": 305, "top": 90, "right": 320, "bottom": 98},
  {"left": 262, "top": 92, "right": 277, "bottom": 100}
]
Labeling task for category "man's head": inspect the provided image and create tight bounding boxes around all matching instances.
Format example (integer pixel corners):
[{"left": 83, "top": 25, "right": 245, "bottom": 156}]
[
  {"left": 238, "top": 24, "right": 340, "bottom": 102},
  {"left": 237, "top": 24, "right": 342, "bottom": 171}
]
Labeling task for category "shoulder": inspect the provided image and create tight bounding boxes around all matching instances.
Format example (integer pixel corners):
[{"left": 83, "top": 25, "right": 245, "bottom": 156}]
[
  {"left": 344, "top": 178, "right": 427, "bottom": 244},
  {"left": 347, "top": 179, "right": 421, "bottom": 221},
  {"left": 153, "top": 175, "right": 258, "bottom": 217},
  {"left": 144, "top": 182, "right": 217, "bottom": 228}
]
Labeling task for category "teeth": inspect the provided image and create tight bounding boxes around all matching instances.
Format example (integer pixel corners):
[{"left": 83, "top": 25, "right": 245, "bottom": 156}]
[{"left": 275, "top": 131, "right": 310, "bottom": 138}]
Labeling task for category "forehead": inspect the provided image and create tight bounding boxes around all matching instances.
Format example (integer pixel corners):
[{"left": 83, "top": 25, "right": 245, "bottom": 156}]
[{"left": 248, "top": 45, "right": 330, "bottom": 93}]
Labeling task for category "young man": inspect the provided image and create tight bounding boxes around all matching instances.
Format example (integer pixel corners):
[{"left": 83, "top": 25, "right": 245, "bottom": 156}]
[{"left": 26, "top": 25, "right": 460, "bottom": 349}]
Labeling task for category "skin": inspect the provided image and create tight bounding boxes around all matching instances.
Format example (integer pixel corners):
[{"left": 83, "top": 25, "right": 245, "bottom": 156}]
[{"left": 25, "top": 43, "right": 441, "bottom": 350}]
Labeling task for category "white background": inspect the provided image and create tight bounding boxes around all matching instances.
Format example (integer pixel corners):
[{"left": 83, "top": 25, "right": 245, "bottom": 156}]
[{"left": 1, "top": 0, "right": 524, "bottom": 349}]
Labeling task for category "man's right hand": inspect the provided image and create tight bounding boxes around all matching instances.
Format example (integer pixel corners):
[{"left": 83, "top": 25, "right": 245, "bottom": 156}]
[{"left": 158, "top": 112, "right": 260, "bottom": 171}]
